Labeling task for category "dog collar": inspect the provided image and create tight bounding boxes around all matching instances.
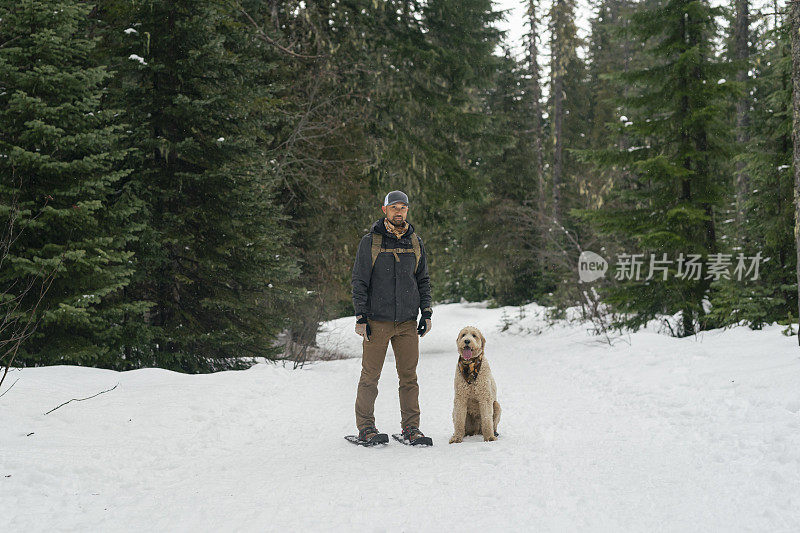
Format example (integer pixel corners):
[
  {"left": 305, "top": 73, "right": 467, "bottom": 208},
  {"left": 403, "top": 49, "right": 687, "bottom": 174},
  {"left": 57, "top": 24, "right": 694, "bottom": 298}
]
[{"left": 459, "top": 353, "right": 482, "bottom": 384}]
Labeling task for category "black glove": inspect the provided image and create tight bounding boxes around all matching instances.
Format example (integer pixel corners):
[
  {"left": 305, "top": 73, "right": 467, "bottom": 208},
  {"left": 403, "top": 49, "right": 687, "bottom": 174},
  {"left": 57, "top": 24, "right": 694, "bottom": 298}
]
[
  {"left": 417, "top": 309, "right": 432, "bottom": 337},
  {"left": 356, "top": 315, "right": 371, "bottom": 341}
]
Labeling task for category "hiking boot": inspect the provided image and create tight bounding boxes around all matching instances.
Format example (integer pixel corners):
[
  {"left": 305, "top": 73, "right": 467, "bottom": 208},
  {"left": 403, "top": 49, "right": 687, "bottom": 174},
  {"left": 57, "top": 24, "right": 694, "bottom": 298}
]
[
  {"left": 358, "top": 424, "right": 388, "bottom": 445},
  {"left": 400, "top": 424, "right": 432, "bottom": 445}
]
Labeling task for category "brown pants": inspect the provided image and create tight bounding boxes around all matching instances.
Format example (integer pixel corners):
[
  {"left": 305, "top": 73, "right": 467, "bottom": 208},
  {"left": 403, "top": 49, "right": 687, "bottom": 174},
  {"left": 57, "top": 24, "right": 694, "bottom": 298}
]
[{"left": 355, "top": 319, "right": 420, "bottom": 431}]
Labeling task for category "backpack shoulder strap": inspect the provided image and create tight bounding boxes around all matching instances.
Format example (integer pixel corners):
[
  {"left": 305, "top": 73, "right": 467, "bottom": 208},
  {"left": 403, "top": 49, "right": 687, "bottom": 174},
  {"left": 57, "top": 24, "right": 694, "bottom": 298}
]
[
  {"left": 370, "top": 231, "right": 421, "bottom": 271},
  {"left": 370, "top": 232, "right": 382, "bottom": 269},
  {"left": 410, "top": 232, "right": 421, "bottom": 273}
]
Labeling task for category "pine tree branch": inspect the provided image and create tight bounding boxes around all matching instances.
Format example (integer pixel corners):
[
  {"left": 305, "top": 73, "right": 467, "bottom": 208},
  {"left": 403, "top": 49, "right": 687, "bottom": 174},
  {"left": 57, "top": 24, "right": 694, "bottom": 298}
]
[{"left": 0, "top": 35, "right": 22, "bottom": 49}]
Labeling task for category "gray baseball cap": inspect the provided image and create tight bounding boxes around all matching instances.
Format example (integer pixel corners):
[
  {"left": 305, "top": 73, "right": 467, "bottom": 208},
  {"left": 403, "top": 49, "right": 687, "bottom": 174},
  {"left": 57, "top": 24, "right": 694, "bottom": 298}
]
[{"left": 383, "top": 190, "right": 409, "bottom": 206}]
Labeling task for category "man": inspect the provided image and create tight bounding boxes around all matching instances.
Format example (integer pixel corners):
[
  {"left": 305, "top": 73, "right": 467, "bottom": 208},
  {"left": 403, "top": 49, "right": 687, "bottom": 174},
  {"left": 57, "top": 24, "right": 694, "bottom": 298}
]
[{"left": 351, "top": 190, "right": 433, "bottom": 445}]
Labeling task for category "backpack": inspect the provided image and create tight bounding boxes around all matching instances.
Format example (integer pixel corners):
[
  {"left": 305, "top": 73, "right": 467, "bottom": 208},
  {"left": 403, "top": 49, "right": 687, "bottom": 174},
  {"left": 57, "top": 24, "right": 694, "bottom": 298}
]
[{"left": 370, "top": 231, "right": 422, "bottom": 273}]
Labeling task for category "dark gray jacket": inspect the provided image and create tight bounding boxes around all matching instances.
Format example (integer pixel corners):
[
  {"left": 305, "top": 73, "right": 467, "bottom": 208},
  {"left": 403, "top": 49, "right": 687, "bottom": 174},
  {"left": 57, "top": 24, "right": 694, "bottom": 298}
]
[{"left": 352, "top": 218, "right": 432, "bottom": 322}]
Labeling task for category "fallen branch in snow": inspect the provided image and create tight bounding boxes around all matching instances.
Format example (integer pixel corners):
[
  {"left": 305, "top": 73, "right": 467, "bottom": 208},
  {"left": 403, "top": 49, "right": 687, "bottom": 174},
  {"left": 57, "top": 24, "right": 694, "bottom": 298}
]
[
  {"left": 44, "top": 383, "right": 119, "bottom": 415},
  {"left": 0, "top": 377, "right": 19, "bottom": 399}
]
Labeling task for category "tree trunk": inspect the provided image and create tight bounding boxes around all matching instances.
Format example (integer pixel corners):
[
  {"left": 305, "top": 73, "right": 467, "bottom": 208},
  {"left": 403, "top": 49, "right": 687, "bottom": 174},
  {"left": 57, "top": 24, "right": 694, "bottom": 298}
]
[
  {"left": 734, "top": 0, "right": 750, "bottom": 243},
  {"left": 790, "top": 0, "right": 800, "bottom": 345},
  {"left": 550, "top": 0, "right": 565, "bottom": 223},
  {"left": 527, "top": 0, "right": 546, "bottom": 262}
]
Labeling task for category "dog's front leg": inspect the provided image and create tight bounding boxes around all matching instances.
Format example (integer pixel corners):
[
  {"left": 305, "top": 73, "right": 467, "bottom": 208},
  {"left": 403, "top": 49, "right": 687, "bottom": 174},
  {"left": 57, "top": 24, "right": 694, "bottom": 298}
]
[
  {"left": 480, "top": 401, "right": 497, "bottom": 441},
  {"left": 449, "top": 397, "right": 467, "bottom": 444}
]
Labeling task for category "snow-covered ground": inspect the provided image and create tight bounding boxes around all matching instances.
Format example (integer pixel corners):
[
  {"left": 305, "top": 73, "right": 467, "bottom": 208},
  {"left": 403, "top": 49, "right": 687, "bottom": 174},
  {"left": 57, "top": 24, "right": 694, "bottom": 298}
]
[{"left": 3, "top": 301, "right": 800, "bottom": 531}]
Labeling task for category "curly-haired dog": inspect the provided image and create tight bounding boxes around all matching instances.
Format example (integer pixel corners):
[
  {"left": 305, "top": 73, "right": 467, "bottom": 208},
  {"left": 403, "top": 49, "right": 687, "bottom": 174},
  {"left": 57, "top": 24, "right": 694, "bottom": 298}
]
[{"left": 449, "top": 326, "right": 501, "bottom": 443}]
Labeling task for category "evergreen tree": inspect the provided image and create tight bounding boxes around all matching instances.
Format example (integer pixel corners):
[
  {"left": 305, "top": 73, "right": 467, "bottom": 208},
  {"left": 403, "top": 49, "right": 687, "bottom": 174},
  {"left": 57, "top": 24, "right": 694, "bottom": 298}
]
[
  {"left": 555, "top": 22, "right": 593, "bottom": 215},
  {"left": 707, "top": 14, "right": 795, "bottom": 329},
  {"left": 412, "top": 0, "right": 508, "bottom": 303},
  {"left": 0, "top": 0, "right": 148, "bottom": 367},
  {"left": 366, "top": 0, "right": 503, "bottom": 207},
  {"left": 584, "top": 0, "right": 642, "bottom": 203},
  {"left": 732, "top": 0, "right": 752, "bottom": 240},
  {"left": 573, "top": 0, "right": 743, "bottom": 336},
  {"left": 477, "top": 48, "right": 552, "bottom": 306},
  {"left": 526, "top": 0, "right": 547, "bottom": 223},
  {"left": 100, "top": 0, "right": 299, "bottom": 372},
  {"left": 547, "top": 0, "right": 584, "bottom": 223},
  {"left": 248, "top": 0, "right": 407, "bottom": 350},
  {"left": 315, "top": 0, "right": 507, "bottom": 304}
]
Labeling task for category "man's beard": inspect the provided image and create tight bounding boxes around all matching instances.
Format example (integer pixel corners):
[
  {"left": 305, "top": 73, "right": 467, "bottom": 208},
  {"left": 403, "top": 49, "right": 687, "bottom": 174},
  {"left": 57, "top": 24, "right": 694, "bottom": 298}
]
[{"left": 388, "top": 216, "right": 405, "bottom": 227}]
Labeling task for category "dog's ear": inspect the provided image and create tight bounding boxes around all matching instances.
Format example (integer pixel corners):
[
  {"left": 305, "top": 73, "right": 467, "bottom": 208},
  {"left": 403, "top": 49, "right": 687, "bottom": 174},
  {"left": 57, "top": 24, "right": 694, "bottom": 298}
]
[{"left": 478, "top": 329, "right": 486, "bottom": 350}]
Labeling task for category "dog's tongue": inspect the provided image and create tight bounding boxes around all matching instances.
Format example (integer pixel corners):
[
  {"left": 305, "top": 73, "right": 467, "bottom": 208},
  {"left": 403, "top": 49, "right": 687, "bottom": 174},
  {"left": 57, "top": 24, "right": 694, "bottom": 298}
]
[{"left": 462, "top": 348, "right": 473, "bottom": 359}]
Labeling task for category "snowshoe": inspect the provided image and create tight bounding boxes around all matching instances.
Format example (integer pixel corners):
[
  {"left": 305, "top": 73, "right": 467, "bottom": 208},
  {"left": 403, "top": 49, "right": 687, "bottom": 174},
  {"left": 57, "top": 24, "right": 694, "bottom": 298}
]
[
  {"left": 344, "top": 425, "right": 389, "bottom": 447},
  {"left": 392, "top": 425, "right": 433, "bottom": 446}
]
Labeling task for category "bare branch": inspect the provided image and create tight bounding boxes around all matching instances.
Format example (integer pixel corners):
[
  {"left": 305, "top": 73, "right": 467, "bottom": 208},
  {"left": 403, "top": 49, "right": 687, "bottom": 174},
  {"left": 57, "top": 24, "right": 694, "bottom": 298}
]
[
  {"left": 43, "top": 383, "right": 120, "bottom": 415},
  {"left": 233, "top": 1, "right": 327, "bottom": 60},
  {"left": 0, "top": 377, "right": 20, "bottom": 399},
  {"left": 0, "top": 183, "right": 70, "bottom": 389}
]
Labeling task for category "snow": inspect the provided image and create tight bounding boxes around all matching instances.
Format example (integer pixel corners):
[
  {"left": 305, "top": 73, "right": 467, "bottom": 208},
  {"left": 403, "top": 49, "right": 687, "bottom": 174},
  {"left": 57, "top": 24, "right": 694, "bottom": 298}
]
[
  {"left": 3, "top": 301, "right": 800, "bottom": 530},
  {"left": 127, "top": 54, "right": 146, "bottom": 65}
]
